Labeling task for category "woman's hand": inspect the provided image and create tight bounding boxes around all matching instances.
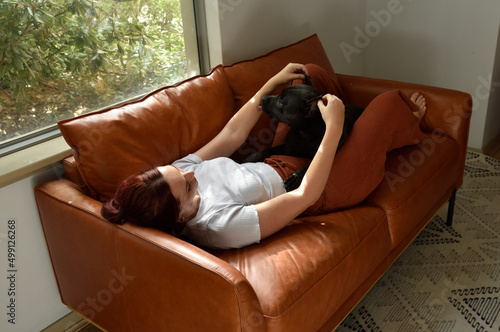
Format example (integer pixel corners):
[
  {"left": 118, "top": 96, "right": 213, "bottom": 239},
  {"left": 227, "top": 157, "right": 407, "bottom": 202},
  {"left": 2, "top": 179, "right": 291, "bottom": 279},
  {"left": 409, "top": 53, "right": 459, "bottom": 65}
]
[
  {"left": 193, "top": 63, "right": 310, "bottom": 161},
  {"left": 267, "top": 63, "right": 310, "bottom": 89},
  {"left": 256, "top": 94, "right": 345, "bottom": 241},
  {"left": 318, "top": 94, "right": 345, "bottom": 132}
]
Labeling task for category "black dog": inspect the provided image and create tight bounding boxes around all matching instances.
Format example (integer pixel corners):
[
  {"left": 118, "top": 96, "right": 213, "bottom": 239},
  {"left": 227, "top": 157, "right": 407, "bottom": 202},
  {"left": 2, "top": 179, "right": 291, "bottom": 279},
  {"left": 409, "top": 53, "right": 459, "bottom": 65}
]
[{"left": 243, "top": 76, "right": 364, "bottom": 191}]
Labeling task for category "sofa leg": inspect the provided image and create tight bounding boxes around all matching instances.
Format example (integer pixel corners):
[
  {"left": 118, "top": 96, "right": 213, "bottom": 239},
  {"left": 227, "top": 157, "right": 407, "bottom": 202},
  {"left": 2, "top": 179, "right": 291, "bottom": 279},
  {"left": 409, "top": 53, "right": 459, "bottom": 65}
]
[{"left": 446, "top": 189, "right": 457, "bottom": 226}]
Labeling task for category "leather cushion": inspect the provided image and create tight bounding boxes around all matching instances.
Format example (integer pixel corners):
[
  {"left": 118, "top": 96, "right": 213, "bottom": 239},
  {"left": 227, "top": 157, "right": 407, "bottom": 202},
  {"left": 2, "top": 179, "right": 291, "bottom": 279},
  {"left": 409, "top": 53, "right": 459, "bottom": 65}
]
[
  {"left": 213, "top": 206, "right": 391, "bottom": 331},
  {"left": 224, "top": 34, "right": 344, "bottom": 109},
  {"left": 365, "top": 134, "right": 459, "bottom": 247},
  {"left": 224, "top": 34, "right": 345, "bottom": 161},
  {"left": 58, "top": 66, "right": 236, "bottom": 201},
  {"left": 337, "top": 73, "right": 472, "bottom": 189}
]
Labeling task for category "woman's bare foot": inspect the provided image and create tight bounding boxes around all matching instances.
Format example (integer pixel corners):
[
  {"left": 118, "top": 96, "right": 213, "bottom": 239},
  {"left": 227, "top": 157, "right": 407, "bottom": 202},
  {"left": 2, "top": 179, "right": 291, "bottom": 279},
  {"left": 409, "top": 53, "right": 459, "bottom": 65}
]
[{"left": 410, "top": 92, "right": 427, "bottom": 120}]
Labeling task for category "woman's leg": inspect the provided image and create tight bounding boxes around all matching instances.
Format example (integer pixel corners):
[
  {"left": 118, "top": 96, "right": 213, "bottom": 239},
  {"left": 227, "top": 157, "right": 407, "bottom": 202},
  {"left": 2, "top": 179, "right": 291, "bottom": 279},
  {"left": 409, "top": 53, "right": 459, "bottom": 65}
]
[
  {"left": 304, "top": 89, "right": 427, "bottom": 214},
  {"left": 265, "top": 64, "right": 427, "bottom": 214}
]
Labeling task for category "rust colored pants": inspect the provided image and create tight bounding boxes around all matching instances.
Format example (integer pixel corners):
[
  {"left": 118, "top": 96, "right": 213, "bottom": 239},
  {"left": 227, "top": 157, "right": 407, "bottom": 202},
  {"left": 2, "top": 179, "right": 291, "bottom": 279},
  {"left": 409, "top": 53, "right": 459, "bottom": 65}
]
[{"left": 264, "top": 64, "right": 426, "bottom": 215}]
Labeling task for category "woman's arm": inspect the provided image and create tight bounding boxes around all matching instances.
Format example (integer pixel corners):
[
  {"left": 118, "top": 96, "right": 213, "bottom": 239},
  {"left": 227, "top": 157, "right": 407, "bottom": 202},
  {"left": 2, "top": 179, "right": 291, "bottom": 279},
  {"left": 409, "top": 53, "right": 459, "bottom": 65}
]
[
  {"left": 194, "top": 63, "right": 309, "bottom": 161},
  {"left": 255, "top": 94, "right": 345, "bottom": 240}
]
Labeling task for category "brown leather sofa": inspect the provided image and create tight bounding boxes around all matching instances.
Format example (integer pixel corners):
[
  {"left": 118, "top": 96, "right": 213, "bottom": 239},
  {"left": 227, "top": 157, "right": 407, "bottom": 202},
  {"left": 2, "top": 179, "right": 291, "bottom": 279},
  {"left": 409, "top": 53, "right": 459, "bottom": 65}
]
[{"left": 35, "top": 34, "right": 472, "bottom": 331}]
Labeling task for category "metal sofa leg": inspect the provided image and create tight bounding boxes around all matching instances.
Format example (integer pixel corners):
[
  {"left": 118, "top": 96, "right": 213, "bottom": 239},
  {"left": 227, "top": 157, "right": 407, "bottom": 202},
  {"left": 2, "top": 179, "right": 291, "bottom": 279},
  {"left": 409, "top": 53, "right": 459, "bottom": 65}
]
[{"left": 446, "top": 189, "right": 457, "bottom": 226}]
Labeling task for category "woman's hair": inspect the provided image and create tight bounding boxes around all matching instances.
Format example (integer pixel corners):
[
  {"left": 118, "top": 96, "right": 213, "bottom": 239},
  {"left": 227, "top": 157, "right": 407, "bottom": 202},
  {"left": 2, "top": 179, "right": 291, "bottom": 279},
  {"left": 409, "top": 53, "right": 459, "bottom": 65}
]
[{"left": 101, "top": 168, "right": 182, "bottom": 235}]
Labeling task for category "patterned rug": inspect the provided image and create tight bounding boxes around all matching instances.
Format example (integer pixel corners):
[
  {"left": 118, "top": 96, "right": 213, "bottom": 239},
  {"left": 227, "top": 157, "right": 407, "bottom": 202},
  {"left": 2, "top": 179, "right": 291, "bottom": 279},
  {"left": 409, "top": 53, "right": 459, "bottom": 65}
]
[{"left": 337, "top": 151, "right": 500, "bottom": 332}]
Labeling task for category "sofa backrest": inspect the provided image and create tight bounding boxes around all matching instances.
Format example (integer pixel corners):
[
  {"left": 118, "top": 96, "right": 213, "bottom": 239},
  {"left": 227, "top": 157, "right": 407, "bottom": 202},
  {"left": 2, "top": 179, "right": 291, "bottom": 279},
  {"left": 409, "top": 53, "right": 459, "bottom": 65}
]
[
  {"left": 58, "top": 66, "right": 236, "bottom": 201},
  {"left": 58, "top": 34, "right": 340, "bottom": 202},
  {"left": 224, "top": 34, "right": 345, "bottom": 161}
]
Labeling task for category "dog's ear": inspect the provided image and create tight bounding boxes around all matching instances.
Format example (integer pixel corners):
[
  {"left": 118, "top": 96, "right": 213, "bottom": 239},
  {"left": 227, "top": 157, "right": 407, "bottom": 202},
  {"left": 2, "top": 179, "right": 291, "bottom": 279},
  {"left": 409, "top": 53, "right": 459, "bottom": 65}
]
[
  {"left": 303, "top": 73, "right": 313, "bottom": 87},
  {"left": 305, "top": 96, "right": 321, "bottom": 115},
  {"left": 296, "top": 69, "right": 313, "bottom": 86}
]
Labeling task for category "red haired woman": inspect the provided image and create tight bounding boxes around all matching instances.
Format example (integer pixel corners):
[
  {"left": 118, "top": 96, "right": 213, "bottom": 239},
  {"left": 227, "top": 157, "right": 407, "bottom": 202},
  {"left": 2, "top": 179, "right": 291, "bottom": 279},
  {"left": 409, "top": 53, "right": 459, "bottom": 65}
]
[{"left": 102, "top": 63, "right": 426, "bottom": 249}]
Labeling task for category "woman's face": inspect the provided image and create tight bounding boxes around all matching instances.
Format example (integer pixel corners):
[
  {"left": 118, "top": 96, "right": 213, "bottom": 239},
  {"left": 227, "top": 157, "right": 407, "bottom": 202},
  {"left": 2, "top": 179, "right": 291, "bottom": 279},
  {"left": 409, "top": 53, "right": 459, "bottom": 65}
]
[{"left": 157, "top": 166, "right": 199, "bottom": 221}]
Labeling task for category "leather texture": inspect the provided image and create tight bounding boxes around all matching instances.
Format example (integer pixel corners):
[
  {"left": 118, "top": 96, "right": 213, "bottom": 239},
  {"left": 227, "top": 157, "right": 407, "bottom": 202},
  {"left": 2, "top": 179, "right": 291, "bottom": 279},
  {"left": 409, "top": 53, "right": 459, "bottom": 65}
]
[
  {"left": 35, "top": 34, "right": 472, "bottom": 331},
  {"left": 58, "top": 66, "right": 236, "bottom": 201},
  {"left": 337, "top": 74, "right": 472, "bottom": 189},
  {"left": 35, "top": 180, "right": 130, "bottom": 331},
  {"left": 214, "top": 206, "right": 390, "bottom": 331},
  {"left": 224, "top": 34, "right": 345, "bottom": 162},
  {"left": 365, "top": 135, "right": 459, "bottom": 247}
]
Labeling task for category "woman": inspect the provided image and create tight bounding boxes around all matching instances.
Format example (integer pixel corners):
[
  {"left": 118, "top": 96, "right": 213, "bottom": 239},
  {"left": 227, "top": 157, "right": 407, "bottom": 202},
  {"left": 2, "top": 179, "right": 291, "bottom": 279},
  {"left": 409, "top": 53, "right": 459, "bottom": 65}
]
[{"left": 101, "top": 63, "right": 427, "bottom": 249}]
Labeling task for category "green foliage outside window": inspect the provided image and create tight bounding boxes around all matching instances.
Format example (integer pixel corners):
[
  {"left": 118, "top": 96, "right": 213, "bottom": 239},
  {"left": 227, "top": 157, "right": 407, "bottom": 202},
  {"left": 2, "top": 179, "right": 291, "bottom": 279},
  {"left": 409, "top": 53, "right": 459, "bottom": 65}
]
[{"left": 0, "top": 0, "right": 189, "bottom": 142}]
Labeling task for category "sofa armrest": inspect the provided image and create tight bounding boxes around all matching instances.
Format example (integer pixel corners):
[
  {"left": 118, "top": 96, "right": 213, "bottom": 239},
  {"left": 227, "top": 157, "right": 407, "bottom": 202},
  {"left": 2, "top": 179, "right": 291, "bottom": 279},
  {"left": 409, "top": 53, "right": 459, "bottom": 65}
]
[
  {"left": 35, "top": 180, "right": 264, "bottom": 331},
  {"left": 115, "top": 223, "right": 265, "bottom": 332},
  {"left": 337, "top": 74, "right": 472, "bottom": 188},
  {"left": 61, "top": 156, "right": 88, "bottom": 191}
]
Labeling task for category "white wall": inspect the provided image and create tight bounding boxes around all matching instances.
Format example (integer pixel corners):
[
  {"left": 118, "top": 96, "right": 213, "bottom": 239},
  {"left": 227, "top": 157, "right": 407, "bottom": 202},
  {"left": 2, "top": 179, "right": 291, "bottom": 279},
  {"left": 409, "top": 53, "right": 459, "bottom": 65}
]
[
  {"left": 213, "top": 0, "right": 500, "bottom": 150},
  {"left": 0, "top": 166, "right": 72, "bottom": 332},
  {"left": 362, "top": 0, "right": 500, "bottom": 149},
  {"left": 212, "top": 0, "right": 367, "bottom": 75},
  {"left": 484, "top": 22, "right": 500, "bottom": 146}
]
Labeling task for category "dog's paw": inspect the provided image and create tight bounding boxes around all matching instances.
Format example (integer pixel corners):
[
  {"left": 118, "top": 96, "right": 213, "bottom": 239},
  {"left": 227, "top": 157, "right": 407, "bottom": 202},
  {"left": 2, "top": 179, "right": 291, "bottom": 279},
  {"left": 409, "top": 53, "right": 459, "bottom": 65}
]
[
  {"left": 243, "top": 150, "right": 268, "bottom": 163},
  {"left": 243, "top": 154, "right": 262, "bottom": 163},
  {"left": 243, "top": 147, "right": 277, "bottom": 163},
  {"left": 284, "top": 175, "right": 301, "bottom": 191},
  {"left": 284, "top": 168, "right": 307, "bottom": 191}
]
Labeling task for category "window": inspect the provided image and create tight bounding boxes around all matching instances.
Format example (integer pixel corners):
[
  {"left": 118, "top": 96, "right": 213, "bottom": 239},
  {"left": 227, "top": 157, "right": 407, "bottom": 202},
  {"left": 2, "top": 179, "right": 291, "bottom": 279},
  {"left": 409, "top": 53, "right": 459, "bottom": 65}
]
[{"left": 0, "top": 0, "right": 200, "bottom": 155}]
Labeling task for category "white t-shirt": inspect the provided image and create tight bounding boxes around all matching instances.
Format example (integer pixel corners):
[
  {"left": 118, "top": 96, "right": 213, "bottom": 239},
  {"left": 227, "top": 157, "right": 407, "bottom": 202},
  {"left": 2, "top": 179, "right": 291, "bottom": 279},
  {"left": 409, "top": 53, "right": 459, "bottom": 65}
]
[{"left": 172, "top": 154, "right": 286, "bottom": 249}]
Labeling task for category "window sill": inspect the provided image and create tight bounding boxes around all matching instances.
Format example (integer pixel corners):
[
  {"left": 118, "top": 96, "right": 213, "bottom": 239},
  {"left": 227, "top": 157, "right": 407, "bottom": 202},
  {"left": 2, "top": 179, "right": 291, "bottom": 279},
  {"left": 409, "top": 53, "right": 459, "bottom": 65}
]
[{"left": 0, "top": 136, "right": 73, "bottom": 189}]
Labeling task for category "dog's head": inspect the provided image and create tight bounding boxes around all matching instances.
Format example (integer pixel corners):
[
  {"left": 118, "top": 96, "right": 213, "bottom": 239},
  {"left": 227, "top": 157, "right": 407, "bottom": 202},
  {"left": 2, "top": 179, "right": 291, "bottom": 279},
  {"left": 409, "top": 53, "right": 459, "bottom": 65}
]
[{"left": 260, "top": 76, "right": 323, "bottom": 128}]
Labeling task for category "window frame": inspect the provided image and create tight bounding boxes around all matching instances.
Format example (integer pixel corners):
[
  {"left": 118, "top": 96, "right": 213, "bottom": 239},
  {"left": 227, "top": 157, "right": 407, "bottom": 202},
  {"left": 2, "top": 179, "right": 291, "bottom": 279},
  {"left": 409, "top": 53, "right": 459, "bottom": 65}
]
[{"left": 0, "top": 0, "right": 208, "bottom": 159}]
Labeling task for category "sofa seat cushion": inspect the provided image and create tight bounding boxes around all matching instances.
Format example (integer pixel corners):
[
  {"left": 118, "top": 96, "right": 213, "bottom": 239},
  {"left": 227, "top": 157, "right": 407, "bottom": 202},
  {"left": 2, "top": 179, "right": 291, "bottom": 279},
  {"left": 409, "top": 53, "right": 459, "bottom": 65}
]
[
  {"left": 214, "top": 206, "right": 391, "bottom": 331},
  {"left": 58, "top": 66, "right": 236, "bottom": 201},
  {"left": 365, "top": 134, "right": 459, "bottom": 248}
]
